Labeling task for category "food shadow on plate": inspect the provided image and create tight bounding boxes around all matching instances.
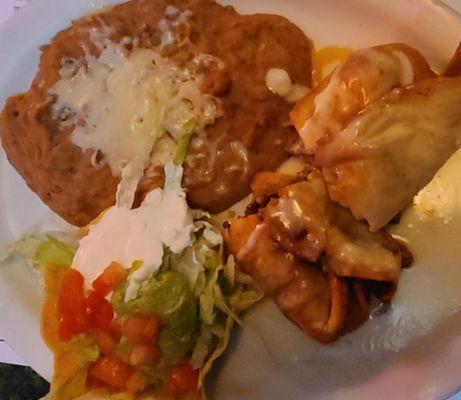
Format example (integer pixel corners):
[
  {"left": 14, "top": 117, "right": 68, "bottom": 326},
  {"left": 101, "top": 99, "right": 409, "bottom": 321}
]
[
  {"left": 206, "top": 301, "right": 461, "bottom": 400},
  {"left": 206, "top": 202, "right": 461, "bottom": 400}
]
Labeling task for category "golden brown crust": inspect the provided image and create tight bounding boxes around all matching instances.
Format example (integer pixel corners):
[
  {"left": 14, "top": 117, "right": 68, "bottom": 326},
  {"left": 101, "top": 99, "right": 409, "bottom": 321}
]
[
  {"left": 290, "top": 43, "right": 435, "bottom": 137},
  {"left": 290, "top": 76, "right": 329, "bottom": 134},
  {"left": 226, "top": 170, "right": 407, "bottom": 343},
  {"left": 318, "top": 77, "right": 461, "bottom": 230},
  {"left": 250, "top": 171, "right": 297, "bottom": 201},
  {"left": 227, "top": 214, "right": 341, "bottom": 342},
  {"left": 444, "top": 40, "right": 461, "bottom": 77}
]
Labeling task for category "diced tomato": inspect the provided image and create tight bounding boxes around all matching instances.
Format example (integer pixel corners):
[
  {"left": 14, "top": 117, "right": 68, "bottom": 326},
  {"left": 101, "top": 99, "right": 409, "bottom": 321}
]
[
  {"left": 58, "top": 318, "right": 76, "bottom": 341},
  {"left": 126, "top": 370, "right": 150, "bottom": 394},
  {"left": 58, "top": 313, "right": 88, "bottom": 341},
  {"left": 129, "top": 344, "right": 161, "bottom": 367},
  {"left": 121, "top": 315, "right": 160, "bottom": 345},
  {"left": 92, "top": 262, "right": 127, "bottom": 297},
  {"left": 57, "top": 269, "right": 87, "bottom": 340},
  {"left": 164, "top": 362, "right": 199, "bottom": 397},
  {"left": 110, "top": 320, "right": 122, "bottom": 341},
  {"left": 86, "top": 291, "right": 114, "bottom": 331},
  {"left": 87, "top": 355, "right": 132, "bottom": 390},
  {"left": 58, "top": 269, "right": 86, "bottom": 317},
  {"left": 91, "top": 330, "right": 117, "bottom": 355},
  {"left": 86, "top": 372, "right": 104, "bottom": 389}
]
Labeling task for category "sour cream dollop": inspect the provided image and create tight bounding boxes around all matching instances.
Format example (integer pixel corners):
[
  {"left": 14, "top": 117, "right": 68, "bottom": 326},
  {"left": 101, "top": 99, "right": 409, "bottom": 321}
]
[
  {"left": 265, "top": 68, "right": 309, "bottom": 103},
  {"left": 71, "top": 163, "right": 194, "bottom": 300}
]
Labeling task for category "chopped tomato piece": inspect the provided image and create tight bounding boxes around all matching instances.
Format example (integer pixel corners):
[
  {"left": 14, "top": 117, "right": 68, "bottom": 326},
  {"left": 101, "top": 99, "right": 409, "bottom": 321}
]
[
  {"left": 121, "top": 315, "right": 160, "bottom": 345},
  {"left": 86, "top": 291, "right": 114, "bottom": 331},
  {"left": 91, "top": 330, "right": 117, "bottom": 355},
  {"left": 58, "top": 318, "right": 76, "bottom": 341},
  {"left": 58, "top": 269, "right": 86, "bottom": 317},
  {"left": 92, "top": 262, "right": 127, "bottom": 297},
  {"left": 57, "top": 269, "right": 87, "bottom": 340},
  {"left": 129, "top": 344, "right": 161, "bottom": 367},
  {"left": 126, "top": 370, "right": 150, "bottom": 394},
  {"left": 58, "top": 312, "right": 87, "bottom": 341},
  {"left": 86, "top": 373, "right": 104, "bottom": 389},
  {"left": 110, "top": 320, "right": 122, "bottom": 341},
  {"left": 88, "top": 355, "right": 132, "bottom": 389},
  {"left": 165, "top": 362, "right": 199, "bottom": 396}
]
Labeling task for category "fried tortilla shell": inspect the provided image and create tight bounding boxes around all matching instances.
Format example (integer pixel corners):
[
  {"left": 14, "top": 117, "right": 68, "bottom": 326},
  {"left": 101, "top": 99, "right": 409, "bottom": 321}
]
[
  {"left": 250, "top": 171, "right": 298, "bottom": 202},
  {"left": 227, "top": 214, "right": 349, "bottom": 343},
  {"left": 41, "top": 262, "right": 243, "bottom": 400},
  {"left": 317, "top": 77, "right": 461, "bottom": 231},
  {"left": 444, "top": 40, "right": 461, "bottom": 77},
  {"left": 290, "top": 43, "right": 435, "bottom": 153},
  {"left": 260, "top": 171, "right": 402, "bottom": 282},
  {"left": 261, "top": 178, "right": 329, "bottom": 262},
  {"left": 226, "top": 169, "right": 409, "bottom": 342},
  {"left": 323, "top": 206, "right": 401, "bottom": 282},
  {"left": 42, "top": 264, "right": 93, "bottom": 400},
  {"left": 341, "top": 280, "right": 372, "bottom": 334}
]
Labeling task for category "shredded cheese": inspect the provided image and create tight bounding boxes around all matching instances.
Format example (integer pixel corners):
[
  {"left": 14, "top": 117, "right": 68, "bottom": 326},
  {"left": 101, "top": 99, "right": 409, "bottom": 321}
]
[{"left": 50, "top": 21, "right": 220, "bottom": 208}]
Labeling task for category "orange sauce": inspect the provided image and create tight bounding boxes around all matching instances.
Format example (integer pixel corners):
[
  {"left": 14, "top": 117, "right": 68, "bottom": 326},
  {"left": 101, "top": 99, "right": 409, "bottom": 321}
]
[{"left": 312, "top": 46, "right": 353, "bottom": 84}]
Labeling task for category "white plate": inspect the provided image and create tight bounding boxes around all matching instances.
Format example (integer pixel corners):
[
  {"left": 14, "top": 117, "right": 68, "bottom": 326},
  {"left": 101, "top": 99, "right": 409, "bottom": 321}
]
[{"left": 1, "top": 0, "right": 461, "bottom": 399}]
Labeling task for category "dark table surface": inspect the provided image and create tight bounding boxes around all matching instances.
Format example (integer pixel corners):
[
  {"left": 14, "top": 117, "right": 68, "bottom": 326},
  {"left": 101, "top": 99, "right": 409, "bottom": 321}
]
[{"left": 0, "top": 363, "right": 49, "bottom": 400}]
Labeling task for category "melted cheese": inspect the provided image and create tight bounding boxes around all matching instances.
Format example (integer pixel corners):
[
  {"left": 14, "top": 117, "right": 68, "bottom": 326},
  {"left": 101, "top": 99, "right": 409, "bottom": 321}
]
[
  {"left": 237, "top": 224, "right": 265, "bottom": 260},
  {"left": 300, "top": 47, "right": 415, "bottom": 153},
  {"left": 51, "top": 34, "right": 220, "bottom": 207},
  {"left": 277, "top": 157, "right": 307, "bottom": 175},
  {"left": 159, "top": 7, "right": 192, "bottom": 48},
  {"left": 71, "top": 164, "right": 193, "bottom": 300},
  {"left": 312, "top": 45, "right": 352, "bottom": 83}
]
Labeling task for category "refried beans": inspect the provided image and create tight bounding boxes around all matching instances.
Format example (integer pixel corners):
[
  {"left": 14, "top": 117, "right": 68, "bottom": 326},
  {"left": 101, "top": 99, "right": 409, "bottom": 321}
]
[{"left": 0, "top": 0, "right": 312, "bottom": 226}]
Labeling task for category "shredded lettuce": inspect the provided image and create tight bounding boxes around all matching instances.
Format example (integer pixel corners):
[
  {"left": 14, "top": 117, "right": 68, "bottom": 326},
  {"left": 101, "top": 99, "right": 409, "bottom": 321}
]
[
  {"left": 192, "top": 209, "right": 211, "bottom": 220},
  {"left": 163, "top": 162, "right": 184, "bottom": 193},
  {"left": 197, "top": 316, "right": 233, "bottom": 397},
  {"left": 34, "top": 235, "right": 75, "bottom": 268},
  {"left": 0, "top": 232, "right": 43, "bottom": 266},
  {"left": 187, "top": 220, "right": 264, "bottom": 371},
  {"left": 196, "top": 242, "right": 221, "bottom": 271},
  {"left": 189, "top": 216, "right": 264, "bottom": 372},
  {"left": 199, "top": 278, "right": 216, "bottom": 325},
  {"left": 1, "top": 232, "right": 75, "bottom": 271},
  {"left": 173, "top": 132, "right": 192, "bottom": 166},
  {"left": 212, "top": 284, "right": 241, "bottom": 323},
  {"left": 194, "top": 220, "right": 223, "bottom": 247},
  {"left": 191, "top": 325, "right": 214, "bottom": 369},
  {"left": 229, "top": 287, "right": 264, "bottom": 311},
  {"left": 224, "top": 254, "right": 236, "bottom": 288},
  {"left": 110, "top": 210, "right": 263, "bottom": 374},
  {"left": 164, "top": 102, "right": 198, "bottom": 142}
]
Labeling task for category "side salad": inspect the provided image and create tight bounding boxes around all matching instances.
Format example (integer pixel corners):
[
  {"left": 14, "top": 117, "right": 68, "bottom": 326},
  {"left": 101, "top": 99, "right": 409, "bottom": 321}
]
[{"left": 4, "top": 165, "right": 262, "bottom": 400}]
